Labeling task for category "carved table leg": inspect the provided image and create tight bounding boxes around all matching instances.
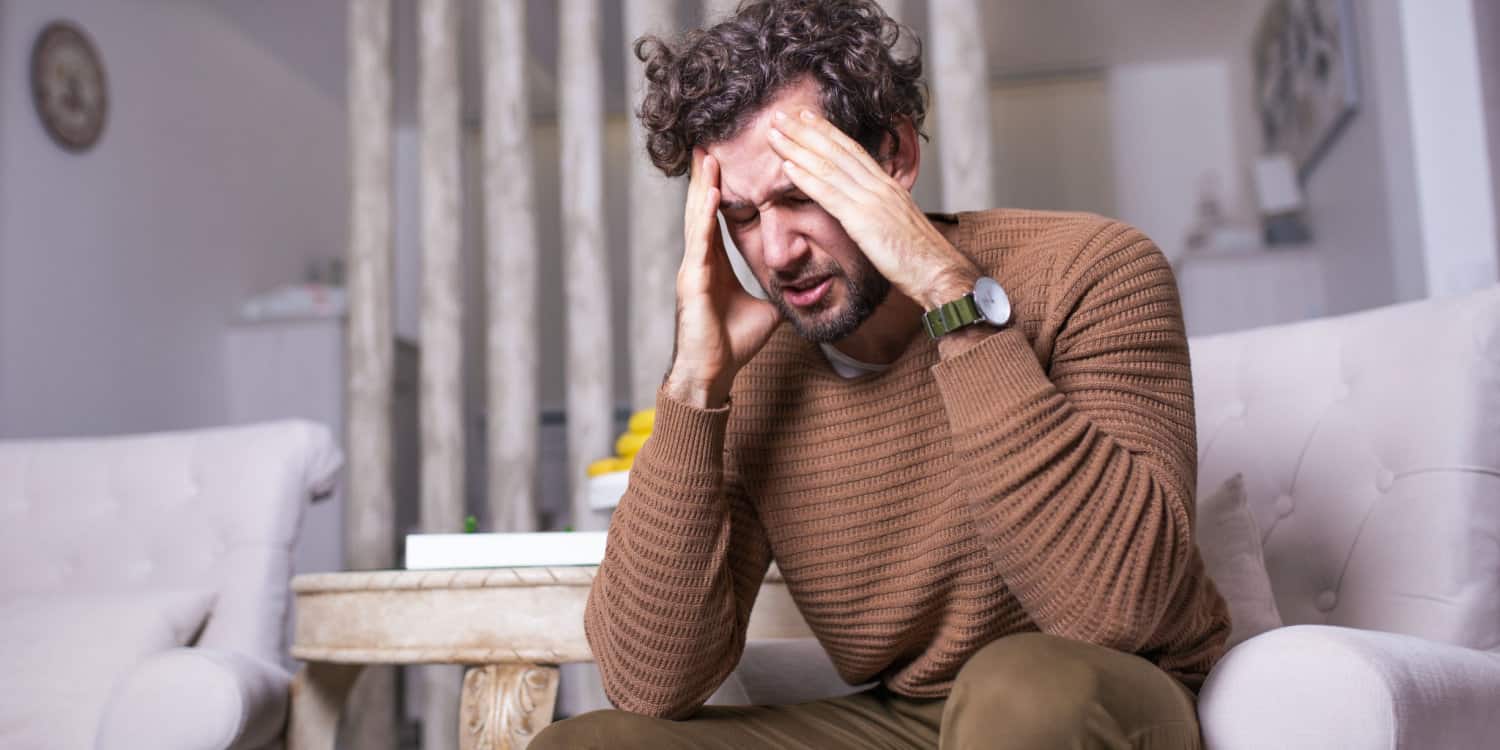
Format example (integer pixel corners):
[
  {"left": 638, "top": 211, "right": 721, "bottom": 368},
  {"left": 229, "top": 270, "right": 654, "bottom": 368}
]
[
  {"left": 288, "top": 662, "right": 364, "bottom": 750},
  {"left": 460, "top": 664, "right": 560, "bottom": 750}
]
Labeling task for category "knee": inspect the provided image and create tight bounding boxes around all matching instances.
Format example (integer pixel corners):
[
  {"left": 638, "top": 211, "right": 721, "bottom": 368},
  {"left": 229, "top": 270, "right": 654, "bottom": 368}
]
[
  {"left": 944, "top": 633, "right": 1104, "bottom": 747},
  {"left": 956, "top": 631, "right": 1101, "bottom": 697},
  {"left": 530, "top": 709, "right": 663, "bottom": 750}
]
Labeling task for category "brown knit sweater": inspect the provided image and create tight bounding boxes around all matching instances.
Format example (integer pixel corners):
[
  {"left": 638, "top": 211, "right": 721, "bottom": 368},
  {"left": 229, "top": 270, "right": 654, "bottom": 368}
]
[{"left": 585, "top": 208, "right": 1233, "bottom": 719}]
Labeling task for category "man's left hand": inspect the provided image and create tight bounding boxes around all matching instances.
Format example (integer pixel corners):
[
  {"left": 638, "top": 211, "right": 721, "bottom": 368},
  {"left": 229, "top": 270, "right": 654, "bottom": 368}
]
[{"left": 767, "top": 108, "right": 980, "bottom": 309}]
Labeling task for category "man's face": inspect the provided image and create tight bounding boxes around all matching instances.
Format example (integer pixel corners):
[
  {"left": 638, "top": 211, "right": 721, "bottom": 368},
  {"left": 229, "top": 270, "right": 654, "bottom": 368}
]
[{"left": 706, "top": 79, "right": 890, "bottom": 343}]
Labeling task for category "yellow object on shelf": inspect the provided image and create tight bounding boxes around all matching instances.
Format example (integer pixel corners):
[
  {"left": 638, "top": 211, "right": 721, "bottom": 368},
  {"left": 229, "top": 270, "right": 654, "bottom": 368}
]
[
  {"left": 586, "top": 456, "right": 626, "bottom": 478},
  {"left": 615, "top": 431, "right": 649, "bottom": 459},
  {"left": 587, "top": 409, "right": 654, "bottom": 479},
  {"left": 628, "top": 408, "right": 656, "bottom": 434}
]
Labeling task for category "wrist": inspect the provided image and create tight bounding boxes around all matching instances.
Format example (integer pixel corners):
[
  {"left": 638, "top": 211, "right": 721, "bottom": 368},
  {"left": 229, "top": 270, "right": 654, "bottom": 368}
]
[
  {"left": 663, "top": 369, "right": 729, "bottom": 410},
  {"left": 936, "top": 326, "right": 991, "bottom": 359},
  {"left": 918, "top": 263, "right": 982, "bottom": 310}
]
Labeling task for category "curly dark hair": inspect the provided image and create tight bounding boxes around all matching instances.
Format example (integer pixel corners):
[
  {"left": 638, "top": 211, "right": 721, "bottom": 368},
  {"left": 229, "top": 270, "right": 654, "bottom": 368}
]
[{"left": 633, "top": 0, "right": 926, "bottom": 177}]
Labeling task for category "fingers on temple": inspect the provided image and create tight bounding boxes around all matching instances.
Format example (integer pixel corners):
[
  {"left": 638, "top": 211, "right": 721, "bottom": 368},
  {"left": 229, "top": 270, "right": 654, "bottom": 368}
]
[
  {"left": 781, "top": 158, "right": 855, "bottom": 218},
  {"left": 771, "top": 111, "right": 885, "bottom": 192}
]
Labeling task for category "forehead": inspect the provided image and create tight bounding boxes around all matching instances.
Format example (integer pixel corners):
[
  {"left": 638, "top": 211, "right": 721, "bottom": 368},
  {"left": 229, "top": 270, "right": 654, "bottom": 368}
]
[{"left": 706, "top": 79, "right": 824, "bottom": 206}]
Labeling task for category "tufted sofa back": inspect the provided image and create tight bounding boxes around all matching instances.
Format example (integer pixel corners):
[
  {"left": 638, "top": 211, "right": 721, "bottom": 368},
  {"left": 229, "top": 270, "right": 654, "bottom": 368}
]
[
  {"left": 0, "top": 420, "right": 341, "bottom": 665},
  {"left": 1187, "top": 286, "right": 1500, "bottom": 651}
]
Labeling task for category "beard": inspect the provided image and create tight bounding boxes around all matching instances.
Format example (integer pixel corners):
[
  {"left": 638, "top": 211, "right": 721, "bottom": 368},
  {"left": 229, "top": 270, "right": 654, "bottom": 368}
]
[{"left": 768, "top": 253, "right": 891, "bottom": 343}]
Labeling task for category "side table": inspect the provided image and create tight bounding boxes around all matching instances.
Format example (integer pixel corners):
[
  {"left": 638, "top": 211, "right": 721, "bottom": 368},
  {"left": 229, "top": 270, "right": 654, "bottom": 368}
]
[{"left": 288, "top": 565, "right": 811, "bottom": 749}]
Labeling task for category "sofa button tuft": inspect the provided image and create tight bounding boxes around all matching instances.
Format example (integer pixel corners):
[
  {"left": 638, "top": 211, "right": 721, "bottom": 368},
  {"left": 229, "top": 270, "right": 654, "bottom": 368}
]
[
  {"left": 1376, "top": 469, "right": 1395, "bottom": 492},
  {"left": 1274, "top": 493, "right": 1295, "bottom": 517},
  {"left": 1316, "top": 590, "right": 1338, "bottom": 612}
]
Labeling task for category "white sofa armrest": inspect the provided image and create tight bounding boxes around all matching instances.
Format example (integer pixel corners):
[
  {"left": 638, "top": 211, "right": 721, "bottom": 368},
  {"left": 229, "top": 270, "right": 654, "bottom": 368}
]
[
  {"left": 1199, "top": 624, "right": 1500, "bottom": 749},
  {"left": 96, "top": 647, "right": 292, "bottom": 750}
]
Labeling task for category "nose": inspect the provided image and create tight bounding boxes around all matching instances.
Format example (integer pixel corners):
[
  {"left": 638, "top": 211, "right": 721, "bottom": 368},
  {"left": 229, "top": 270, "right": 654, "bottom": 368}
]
[{"left": 759, "top": 208, "right": 808, "bottom": 274}]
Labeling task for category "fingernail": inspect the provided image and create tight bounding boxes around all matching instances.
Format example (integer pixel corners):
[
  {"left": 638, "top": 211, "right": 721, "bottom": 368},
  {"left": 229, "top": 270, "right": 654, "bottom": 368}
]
[
  {"left": 800, "top": 109, "right": 815, "bottom": 121},
  {"left": 774, "top": 110, "right": 787, "bottom": 121},
  {"left": 768, "top": 128, "right": 783, "bottom": 139}
]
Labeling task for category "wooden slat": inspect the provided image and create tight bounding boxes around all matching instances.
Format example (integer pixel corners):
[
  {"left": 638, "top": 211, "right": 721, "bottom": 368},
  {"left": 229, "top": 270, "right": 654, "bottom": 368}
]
[
  {"left": 929, "top": 0, "right": 995, "bottom": 211},
  {"left": 418, "top": 2, "right": 467, "bottom": 746},
  {"left": 344, "top": 3, "right": 397, "bottom": 747},
  {"left": 623, "top": 0, "right": 685, "bottom": 411},
  {"left": 344, "top": 0, "right": 396, "bottom": 575},
  {"left": 419, "top": 0, "right": 465, "bottom": 538},
  {"left": 482, "top": 0, "right": 541, "bottom": 532},
  {"left": 702, "top": 0, "right": 739, "bottom": 24},
  {"left": 559, "top": 0, "right": 613, "bottom": 531}
]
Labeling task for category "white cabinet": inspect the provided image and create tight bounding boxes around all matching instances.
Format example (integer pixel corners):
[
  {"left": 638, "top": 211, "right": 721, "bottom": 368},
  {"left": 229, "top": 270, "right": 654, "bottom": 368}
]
[
  {"left": 227, "top": 318, "right": 347, "bottom": 577},
  {"left": 225, "top": 317, "right": 418, "bottom": 587},
  {"left": 1176, "top": 247, "right": 1328, "bottom": 337}
]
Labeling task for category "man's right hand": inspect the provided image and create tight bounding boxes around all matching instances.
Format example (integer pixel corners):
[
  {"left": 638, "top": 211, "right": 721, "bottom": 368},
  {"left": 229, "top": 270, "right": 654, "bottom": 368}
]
[{"left": 664, "top": 149, "right": 782, "bottom": 409}]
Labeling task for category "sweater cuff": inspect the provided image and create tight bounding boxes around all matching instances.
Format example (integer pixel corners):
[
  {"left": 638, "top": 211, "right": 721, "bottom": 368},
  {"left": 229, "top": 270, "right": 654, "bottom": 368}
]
[
  {"left": 640, "top": 387, "right": 732, "bottom": 480},
  {"left": 930, "top": 327, "right": 1055, "bottom": 431}
]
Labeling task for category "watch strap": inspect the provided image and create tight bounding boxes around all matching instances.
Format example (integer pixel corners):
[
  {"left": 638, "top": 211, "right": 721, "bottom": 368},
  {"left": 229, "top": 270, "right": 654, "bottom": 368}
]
[{"left": 922, "top": 293, "right": 983, "bottom": 339}]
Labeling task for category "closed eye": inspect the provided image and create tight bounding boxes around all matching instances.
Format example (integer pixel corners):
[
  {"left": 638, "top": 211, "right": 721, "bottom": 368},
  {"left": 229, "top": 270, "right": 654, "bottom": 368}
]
[
  {"left": 720, "top": 188, "right": 810, "bottom": 227},
  {"left": 722, "top": 209, "right": 758, "bottom": 227}
]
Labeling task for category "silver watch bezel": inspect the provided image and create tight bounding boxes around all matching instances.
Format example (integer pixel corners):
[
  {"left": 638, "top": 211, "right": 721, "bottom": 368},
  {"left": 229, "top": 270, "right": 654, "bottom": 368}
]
[{"left": 973, "top": 276, "right": 1013, "bottom": 328}]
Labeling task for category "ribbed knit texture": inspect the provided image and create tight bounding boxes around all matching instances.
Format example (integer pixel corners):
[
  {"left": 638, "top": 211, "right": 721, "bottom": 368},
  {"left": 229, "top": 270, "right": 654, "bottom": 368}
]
[{"left": 586, "top": 209, "right": 1233, "bottom": 719}]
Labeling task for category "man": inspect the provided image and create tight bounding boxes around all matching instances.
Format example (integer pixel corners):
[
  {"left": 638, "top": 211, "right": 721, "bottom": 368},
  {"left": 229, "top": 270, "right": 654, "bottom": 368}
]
[{"left": 535, "top": 1, "right": 1230, "bottom": 747}]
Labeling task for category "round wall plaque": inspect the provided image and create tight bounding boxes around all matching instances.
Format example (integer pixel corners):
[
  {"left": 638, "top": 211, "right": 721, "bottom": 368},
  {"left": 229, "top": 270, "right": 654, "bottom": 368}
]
[{"left": 30, "top": 21, "right": 108, "bottom": 152}]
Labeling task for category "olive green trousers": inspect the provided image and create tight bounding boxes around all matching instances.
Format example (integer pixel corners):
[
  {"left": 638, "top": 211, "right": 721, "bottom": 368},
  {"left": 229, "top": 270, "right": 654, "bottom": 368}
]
[{"left": 531, "top": 631, "right": 1202, "bottom": 749}]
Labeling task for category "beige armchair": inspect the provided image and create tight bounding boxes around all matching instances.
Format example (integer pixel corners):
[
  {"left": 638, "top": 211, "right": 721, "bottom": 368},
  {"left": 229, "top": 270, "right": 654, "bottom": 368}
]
[{"left": 0, "top": 420, "right": 341, "bottom": 749}]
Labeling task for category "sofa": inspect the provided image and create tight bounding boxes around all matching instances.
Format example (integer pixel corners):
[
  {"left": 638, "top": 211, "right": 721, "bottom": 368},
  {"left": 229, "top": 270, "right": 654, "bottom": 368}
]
[
  {"left": 1189, "top": 285, "right": 1500, "bottom": 747},
  {"left": 565, "top": 284, "right": 1500, "bottom": 747},
  {"left": 0, "top": 420, "right": 342, "bottom": 750}
]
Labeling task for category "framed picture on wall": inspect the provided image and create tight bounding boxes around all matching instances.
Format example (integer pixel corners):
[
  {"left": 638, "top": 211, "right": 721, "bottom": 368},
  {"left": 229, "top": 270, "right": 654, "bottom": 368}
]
[{"left": 1252, "top": 0, "right": 1359, "bottom": 181}]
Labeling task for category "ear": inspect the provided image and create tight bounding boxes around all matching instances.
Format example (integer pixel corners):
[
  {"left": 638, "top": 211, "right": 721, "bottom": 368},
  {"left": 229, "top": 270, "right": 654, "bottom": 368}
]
[{"left": 880, "top": 116, "right": 921, "bottom": 192}]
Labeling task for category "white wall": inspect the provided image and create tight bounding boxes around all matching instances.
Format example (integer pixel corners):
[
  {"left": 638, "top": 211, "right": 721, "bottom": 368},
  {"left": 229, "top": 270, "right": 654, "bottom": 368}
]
[
  {"left": 1396, "top": 0, "right": 1498, "bottom": 296},
  {"left": 1353, "top": 0, "right": 1426, "bottom": 307},
  {"left": 1301, "top": 0, "right": 1407, "bottom": 313},
  {"left": 1225, "top": 0, "right": 1420, "bottom": 315},
  {"left": 1225, "top": 0, "right": 1500, "bottom": 313},
  {"left": 990, "top": 74, "right": 1115, "bottom": 218},
  {"left": 0, "top": 0, "right": 345, "bottom": 438},
  {"left": 1107, "top": 59, "right": 1243, "bottom": 266},
  {"left": 1478, "top": 0, "right": 1500, "bottom": 239}
]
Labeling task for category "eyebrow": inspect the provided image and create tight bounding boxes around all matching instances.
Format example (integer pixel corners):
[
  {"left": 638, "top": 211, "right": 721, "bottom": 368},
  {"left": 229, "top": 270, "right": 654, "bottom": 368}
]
[{"left": 720, "top": 182, "right": 799, "bottom": 213}]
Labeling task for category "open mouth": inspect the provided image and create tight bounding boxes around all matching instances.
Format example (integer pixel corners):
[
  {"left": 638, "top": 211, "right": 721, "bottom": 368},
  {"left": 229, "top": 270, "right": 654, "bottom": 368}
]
[{"left": 782, "top": 276, "right": 833, "bottom": 308}]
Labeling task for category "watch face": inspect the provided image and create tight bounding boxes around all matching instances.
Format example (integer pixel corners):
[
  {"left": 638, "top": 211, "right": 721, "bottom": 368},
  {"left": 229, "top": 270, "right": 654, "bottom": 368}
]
[{"left": 973, "top": 277, "right": 1012, "bottom": 326}]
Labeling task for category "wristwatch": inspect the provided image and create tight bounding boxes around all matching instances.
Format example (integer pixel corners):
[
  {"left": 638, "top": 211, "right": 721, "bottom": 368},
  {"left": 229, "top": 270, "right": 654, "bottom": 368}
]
[{"left": 922, "top": 276, "right": 1012, "bottom": 339}]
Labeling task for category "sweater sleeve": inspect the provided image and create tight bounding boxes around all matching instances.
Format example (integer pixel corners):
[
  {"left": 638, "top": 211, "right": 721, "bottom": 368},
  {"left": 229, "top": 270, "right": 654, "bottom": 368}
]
[
  {"left": 583, "top": 388, "right": 773, "bottom": 719},
  {"left": 931, "top": 219, "right": 1200, "bottom": 653}
]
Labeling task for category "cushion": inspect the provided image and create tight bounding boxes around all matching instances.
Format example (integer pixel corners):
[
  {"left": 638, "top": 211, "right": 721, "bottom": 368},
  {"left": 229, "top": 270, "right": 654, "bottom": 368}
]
[
  {"left": 96, "top": 647, "right": 292, "bottom": 750},
  {"left": 0, "top": 590, "right": 215, "bottom": 749},
  {"left": 1196, "top": 473, "right": 1283, "bottom": 647}
]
